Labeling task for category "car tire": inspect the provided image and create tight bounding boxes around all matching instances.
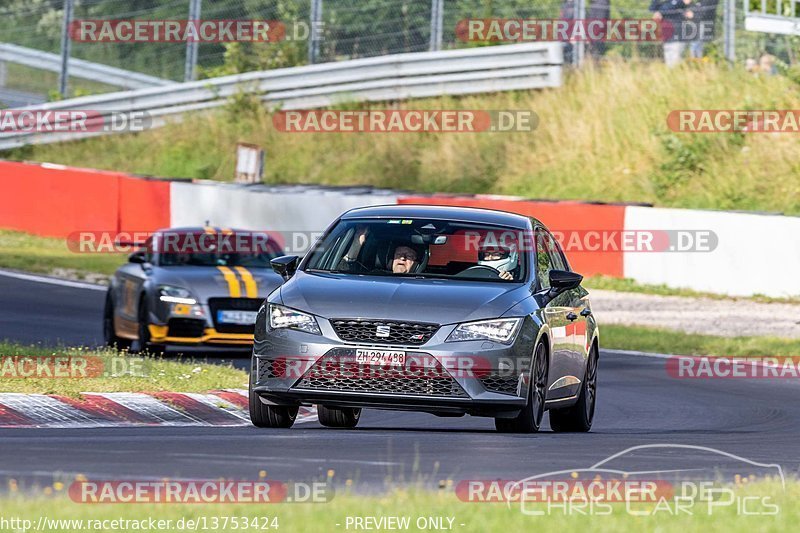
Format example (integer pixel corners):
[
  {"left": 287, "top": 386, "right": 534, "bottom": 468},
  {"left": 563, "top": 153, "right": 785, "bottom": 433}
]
[
  {"left": 136, "top": 297, "right": 162, "bottom": 355},
  {"left": 549, "top": 343, "right": 598, "bottom": 433},
  {"left": 318, "top": 405, "right": 361, "bottom": 429},
  {"left": 495, "top": 340, "right": 548, "bottom": 434},
  {"left": 249, "top": 385, "right": 298, "bottom": 429},
  {"left": 103, "top": 291, "right": 131, "bottom": 350}
]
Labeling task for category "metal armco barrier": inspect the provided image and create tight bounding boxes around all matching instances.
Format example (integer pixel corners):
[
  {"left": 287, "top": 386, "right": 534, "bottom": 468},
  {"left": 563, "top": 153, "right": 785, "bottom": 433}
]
[
  {"left": 0, "top": 42, "right": 173, "bottom": 90},
  {"left": 0, "top": 42, "right": 563, "bottom": 150}
]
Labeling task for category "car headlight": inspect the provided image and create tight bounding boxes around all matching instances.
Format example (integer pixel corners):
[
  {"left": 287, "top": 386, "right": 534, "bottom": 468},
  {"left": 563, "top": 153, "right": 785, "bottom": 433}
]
[
  {"left": 269, "top": 304, "right": 321, "bottom": 335},
  {"left": 158, "top": 286, "right": 197, "bottom": 305},
  {"left": 446, "top": 318, "right": 522, "bottom": 344}
]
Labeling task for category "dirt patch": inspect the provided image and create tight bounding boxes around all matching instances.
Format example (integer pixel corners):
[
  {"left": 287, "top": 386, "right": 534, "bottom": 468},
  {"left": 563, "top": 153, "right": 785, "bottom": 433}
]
[{"left": 591, "top": 289, "right": 800, "bottom": 339}]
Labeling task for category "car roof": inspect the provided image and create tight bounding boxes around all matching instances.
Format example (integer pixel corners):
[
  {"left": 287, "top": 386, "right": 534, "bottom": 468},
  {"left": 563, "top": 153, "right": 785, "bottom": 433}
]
[
  {"left": 341, "top": 204, "right": 536, "bottom": 229},
  {"left": 153, "top": 226, "right": 267, "bottom": 235}
]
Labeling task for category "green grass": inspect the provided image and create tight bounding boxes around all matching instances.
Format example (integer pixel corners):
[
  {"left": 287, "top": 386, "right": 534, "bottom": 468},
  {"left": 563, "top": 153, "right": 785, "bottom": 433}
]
[
  {"left": 602, "top": 325, "right": 800, "bottom": 357},
  {"left": 0, "top": 343, "right": 247, "bottom": 397},
  {"left": 0, "top": 229, "right": 122, "bottom": 281},
  {"left": 0, "top": 481, "right": 793, "bottom": 532},
  {"left": 7, "top": 61, "right": 800, "bottom": 214}
]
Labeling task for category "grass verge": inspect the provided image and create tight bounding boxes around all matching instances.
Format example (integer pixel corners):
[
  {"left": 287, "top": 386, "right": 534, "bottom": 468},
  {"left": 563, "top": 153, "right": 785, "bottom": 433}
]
[
  {"left": 0, "top": 343, "right": 247, "bottom": 397},
  {"left": 0, "top": 229, "right": 122, "bottom": 282},
  {"left": 8, "top": 61, "right": 800, "bottom": 215},
  {"left": 602, "top": 325, "right": 800, "bottom": 357},
  {"left": 0, "top": 482, "right": 793, "bottom": 532}
]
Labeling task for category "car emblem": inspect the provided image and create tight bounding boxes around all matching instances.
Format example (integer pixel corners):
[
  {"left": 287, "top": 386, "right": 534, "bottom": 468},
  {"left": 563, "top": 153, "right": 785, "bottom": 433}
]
[{"left": 375, "top": 325, "right": 391, "bottom": 338}]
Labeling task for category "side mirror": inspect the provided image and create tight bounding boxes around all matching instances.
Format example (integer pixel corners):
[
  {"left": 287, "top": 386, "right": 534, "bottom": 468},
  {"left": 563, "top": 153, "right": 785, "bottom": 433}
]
[
  {"left": 271, "top": 255, "right": 299, "bottom": 281},
  {"left": 128, "top": 250, "right": 148, "bottom": 264},
  {"left": 548, "top": 269, "right": 583, "bottom": 294}
]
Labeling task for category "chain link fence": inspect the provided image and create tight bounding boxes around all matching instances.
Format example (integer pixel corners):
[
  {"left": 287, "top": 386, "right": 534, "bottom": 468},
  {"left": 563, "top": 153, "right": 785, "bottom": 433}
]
[{"left": 0, "top": 0, "right": 797, "bottom": 104}]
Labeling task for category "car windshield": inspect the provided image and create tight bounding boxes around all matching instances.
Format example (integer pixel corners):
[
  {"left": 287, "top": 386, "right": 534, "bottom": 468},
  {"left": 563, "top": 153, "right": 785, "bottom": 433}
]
[
  {"left": 304, "top": 218, "right": 527, "bottom": 282},
  {"left": 153, "top": 232, "right": 284, "bottom": 268}
]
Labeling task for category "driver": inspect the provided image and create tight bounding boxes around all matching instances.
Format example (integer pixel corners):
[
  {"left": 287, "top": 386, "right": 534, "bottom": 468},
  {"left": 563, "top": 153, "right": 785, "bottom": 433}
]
[
  {"left": 478, "top": 245, "right": 518, "bottom": 280},
  {"left": 390, "top": 244, "right": 421, "bottom": 274}
]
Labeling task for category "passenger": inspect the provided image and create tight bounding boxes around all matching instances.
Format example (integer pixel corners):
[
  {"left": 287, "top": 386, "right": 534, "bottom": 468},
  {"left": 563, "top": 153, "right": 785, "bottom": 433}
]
[{"left": 478, "top": 246, "right": 518, "bottom": 280}]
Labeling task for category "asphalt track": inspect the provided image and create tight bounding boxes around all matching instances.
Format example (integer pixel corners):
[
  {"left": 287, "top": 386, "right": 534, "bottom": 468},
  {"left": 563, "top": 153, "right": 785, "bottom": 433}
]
[{"left": 0, "top": 270, "right": 798, "bottom": 488}]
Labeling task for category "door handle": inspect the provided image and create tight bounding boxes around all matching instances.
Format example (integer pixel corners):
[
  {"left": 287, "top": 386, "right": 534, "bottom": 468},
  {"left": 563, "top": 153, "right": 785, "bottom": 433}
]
[
  {"left": 566, "top": 312, "right": 578, "bottom": 321},
  {"left": 580, "top": 308, "right": 592, "bottom": 317}
]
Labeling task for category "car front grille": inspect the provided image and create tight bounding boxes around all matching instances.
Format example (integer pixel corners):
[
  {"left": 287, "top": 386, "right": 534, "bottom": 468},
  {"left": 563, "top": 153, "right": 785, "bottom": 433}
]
[
  {"left": 293, "top": 350, "right": 468, "bottom": 397},
  {"left": 479, "top": 374, "right": 521, "bottom": 395},
  {"left": 167, "top": 318, "right": 206, "bottom": 338},
  {"left": 257, "top": 358, "right": 287, "bottom": 381},
  {"left": 330, "top": 319, "right": 439, "bottom": 346},
  {"left": 208, "top": 298, "right": 262, "bottom": 334}
]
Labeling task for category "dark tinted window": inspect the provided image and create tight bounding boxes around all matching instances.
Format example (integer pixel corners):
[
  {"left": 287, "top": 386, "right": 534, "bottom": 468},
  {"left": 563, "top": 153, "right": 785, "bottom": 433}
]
[{"left": 535, "top": 228, "right": 554, "bottom": 289}]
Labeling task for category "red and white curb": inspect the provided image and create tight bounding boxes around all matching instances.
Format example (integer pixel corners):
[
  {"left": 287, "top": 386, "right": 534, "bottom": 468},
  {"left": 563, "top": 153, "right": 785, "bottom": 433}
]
[{"left": 0, "top": 390, "right": 317, "bottom": 428}]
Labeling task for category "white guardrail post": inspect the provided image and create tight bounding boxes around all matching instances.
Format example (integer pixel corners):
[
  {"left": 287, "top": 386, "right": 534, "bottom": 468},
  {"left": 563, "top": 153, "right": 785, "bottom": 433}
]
[{"left": 0, "top": 42, "right": 563, "bottom": 150}]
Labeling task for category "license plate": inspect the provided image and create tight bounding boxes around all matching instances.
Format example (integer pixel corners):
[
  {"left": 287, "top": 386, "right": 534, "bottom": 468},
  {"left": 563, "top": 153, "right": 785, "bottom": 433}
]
[
  {"left": 216, "top": 310, "right": 258, "bottom": 325},
  {"left": 355, "top": 349, "right": 406, "bottom": 366}
]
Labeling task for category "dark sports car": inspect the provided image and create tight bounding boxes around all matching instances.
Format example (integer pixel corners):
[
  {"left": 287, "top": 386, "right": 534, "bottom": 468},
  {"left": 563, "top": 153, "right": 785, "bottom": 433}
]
[
  {"left": 104, "top": 227, "right": 285, "bottom": 353},
  {"left": 250, "top": 205, "right": 600, "bottom": 433}
]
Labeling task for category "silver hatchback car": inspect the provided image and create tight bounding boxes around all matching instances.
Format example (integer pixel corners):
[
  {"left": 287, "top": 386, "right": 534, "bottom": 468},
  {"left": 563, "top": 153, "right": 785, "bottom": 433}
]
[{"left": 250, "top": 205, "right": 599, "bottom": 433}]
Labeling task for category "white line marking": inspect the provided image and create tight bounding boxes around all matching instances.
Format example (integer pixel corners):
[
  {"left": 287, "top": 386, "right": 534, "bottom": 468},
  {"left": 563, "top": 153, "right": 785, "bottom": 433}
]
[{"left": 0, "top": 269, "right": 106, "bottom": 291}]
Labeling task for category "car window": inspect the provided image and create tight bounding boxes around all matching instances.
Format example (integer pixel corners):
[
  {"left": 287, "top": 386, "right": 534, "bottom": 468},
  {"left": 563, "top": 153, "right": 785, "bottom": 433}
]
[
  {"left": 535, "top": 228, "right": 554, "bottom": 289},
  {"left": 154, "top": 231, "right": 284, "bottom": 268},
  {"left": 304, "top": 218, "right": 527, "bottom": 282},
  {"left": 546, "top": 230, "right": 567, "bottom": 271}
]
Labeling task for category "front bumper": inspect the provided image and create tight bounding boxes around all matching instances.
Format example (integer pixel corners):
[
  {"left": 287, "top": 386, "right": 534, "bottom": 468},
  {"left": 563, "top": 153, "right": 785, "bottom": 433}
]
[
  {"left": 148, "top": 324, "right": 254, "bottom": 351},
  {"left": 147, "top": 298, "right": 261, "bottom": 349},
  {"left": 252, "top": 316, "right": 537, "bottom": 417}
]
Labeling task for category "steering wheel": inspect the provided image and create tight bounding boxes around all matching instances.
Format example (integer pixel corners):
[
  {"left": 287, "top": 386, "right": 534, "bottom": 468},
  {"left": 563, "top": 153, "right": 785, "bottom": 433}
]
[{"left": 455, "top": 265, "right": 501, "bottom": 279}]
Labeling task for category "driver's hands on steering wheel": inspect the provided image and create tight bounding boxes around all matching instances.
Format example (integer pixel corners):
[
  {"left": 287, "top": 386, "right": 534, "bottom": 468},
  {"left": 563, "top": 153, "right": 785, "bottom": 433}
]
[{"left": 498, "top": 270, "right": 513, "bottom": 281}]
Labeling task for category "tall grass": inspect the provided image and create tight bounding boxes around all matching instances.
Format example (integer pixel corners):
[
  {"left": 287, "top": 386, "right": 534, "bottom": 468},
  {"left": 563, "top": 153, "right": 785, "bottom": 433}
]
[{"left": 11, "top": 61, "right": 800, "bottom": 213}]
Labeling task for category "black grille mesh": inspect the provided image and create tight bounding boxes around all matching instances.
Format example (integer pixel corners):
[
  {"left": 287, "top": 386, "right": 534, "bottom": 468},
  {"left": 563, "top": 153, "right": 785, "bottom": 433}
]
[
  {"left": 479, "top": 374, "right": 521, "bottom": 395},
  {"left": 330, "top": 319, "right": 438, "bottom": 346},
  {"left": 293, "top": 352, "right": 467, "bottom": 397},
  {"left": 167, "top": 318, "right": 205, "bottom": 338},
  {"left": 257, "top": 358, "right": 286, "bottom": 381}
]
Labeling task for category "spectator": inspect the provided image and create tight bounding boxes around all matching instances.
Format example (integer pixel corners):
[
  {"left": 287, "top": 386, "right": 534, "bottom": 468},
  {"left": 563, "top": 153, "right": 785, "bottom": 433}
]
[
  {"left": 650, "top": 0, "right": 692, "bottom": 66},
  {"left": 560, "top": 0, "right": 611, "bottom": 63},
  {"left": 689, "top": 0, "right": 719, "bottom": 58},
  {"left": 587, "top": 0, "right": 610, "bottom": 59}
]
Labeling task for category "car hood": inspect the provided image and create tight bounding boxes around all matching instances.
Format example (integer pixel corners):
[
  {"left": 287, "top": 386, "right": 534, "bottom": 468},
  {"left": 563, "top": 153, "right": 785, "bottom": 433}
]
[
  {"left": 279, "top": 271, "right": 530, "bottom": 324},
  {"left": 154, "top": 266, "right": 283, "bottom": 302}
]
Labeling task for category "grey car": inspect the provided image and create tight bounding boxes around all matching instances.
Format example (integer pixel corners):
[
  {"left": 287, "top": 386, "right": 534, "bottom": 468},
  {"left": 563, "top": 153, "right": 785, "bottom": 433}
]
[
  {"left": 104, "top": 227, "right": 285, "bottom": 353},
  {"left": 250, "top": 205, "right": 599, "bottom": 433}
]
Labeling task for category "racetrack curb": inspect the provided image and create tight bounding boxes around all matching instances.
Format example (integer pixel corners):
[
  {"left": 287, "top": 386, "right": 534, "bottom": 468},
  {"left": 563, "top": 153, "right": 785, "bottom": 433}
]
[{"left": 0, "top": 389, "right": 317, "bottom": 428}]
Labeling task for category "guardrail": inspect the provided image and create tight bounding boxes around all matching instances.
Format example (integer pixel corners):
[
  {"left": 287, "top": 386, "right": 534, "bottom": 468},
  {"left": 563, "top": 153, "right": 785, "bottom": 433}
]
[
  {"left": 0, "top": 42, "right": 173, "bottom": 90},
  {"left": 0, "top": 42, "right": 563, "bottom": 151},
  {"left": 0, "top": 87, "right": 46, "bottom": 108}
]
